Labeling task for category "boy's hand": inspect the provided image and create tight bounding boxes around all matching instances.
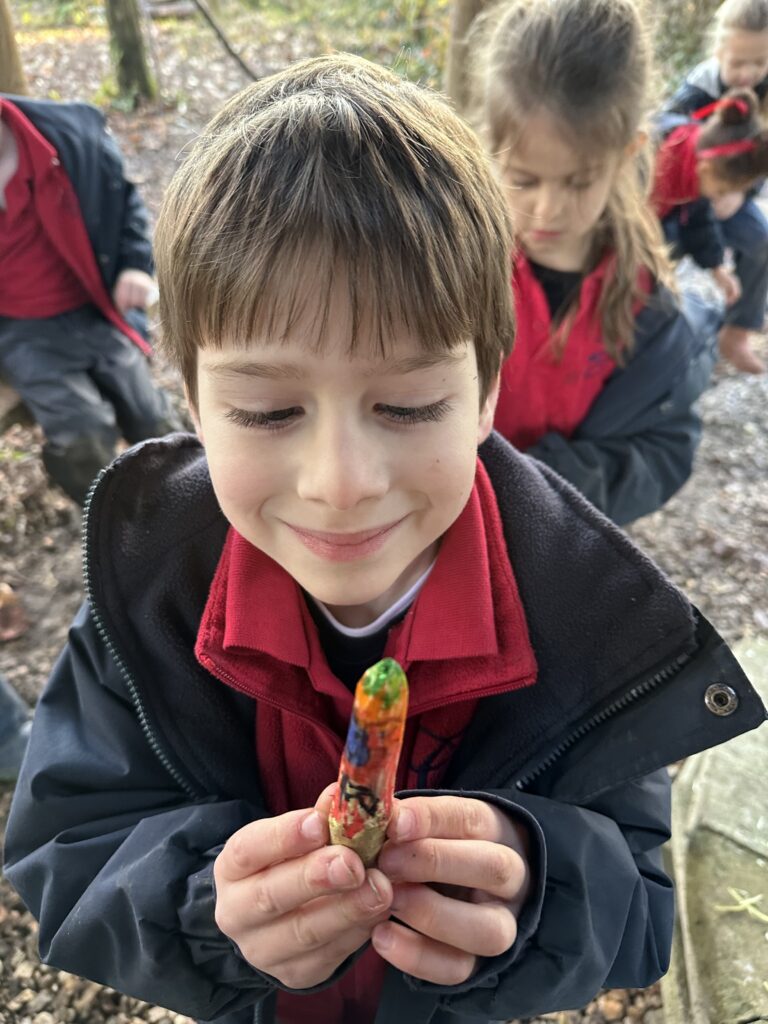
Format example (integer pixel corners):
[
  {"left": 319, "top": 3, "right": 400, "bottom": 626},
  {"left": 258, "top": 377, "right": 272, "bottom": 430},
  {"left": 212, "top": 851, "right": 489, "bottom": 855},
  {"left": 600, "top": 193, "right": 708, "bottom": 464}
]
[
  {"left": 213, "top": 784, "right": 393, "bottom": 989},
  {"left": 712, "top": 265, "right": 741, "bottom": 306},
  {"left": 112, "top": 269, "right": 158, "bottom": 312},
  {"left": 372, "top": 796, "right": 531, "bottom": 985}
]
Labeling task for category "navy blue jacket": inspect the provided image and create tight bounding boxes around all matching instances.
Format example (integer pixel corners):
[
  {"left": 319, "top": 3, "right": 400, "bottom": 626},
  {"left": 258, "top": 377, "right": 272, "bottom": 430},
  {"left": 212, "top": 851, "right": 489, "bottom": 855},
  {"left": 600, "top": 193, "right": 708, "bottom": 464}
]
[
  {"left": 526, "top": 284, "right": 720, "bottom": 526},
  {"left": 664, "top": 57, "right": 768, "bottom": 117},
  {"left": 1, "top": 94, "right": 153, "bottom": 337},
  {"left": 4, "top": 433, "right": 764, "bottom": 1024}
]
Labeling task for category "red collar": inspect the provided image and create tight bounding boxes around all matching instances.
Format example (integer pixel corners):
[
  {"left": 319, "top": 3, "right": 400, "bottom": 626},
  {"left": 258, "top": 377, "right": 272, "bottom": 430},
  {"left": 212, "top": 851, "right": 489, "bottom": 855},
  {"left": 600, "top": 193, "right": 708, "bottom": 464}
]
[
  {"left": 0, "top": 98, "right": 60, "bottom": 182},
  {"left": 196, "top": 460, "right": 537, "bottom": 720}
]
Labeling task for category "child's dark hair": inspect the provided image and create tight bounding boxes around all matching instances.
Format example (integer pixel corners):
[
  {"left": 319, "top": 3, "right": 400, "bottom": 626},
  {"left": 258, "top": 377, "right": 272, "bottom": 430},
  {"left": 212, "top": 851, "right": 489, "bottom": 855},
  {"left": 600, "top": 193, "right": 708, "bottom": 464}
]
[
  {"left": 472, "top": 0, "right": 674, "bottom": 362},
  {"left": 713, "top": 0, "right": 768, "bottom": 48},
  {"left": 696, "top": 87, "right": 768, "bottom": 186},
  {"left": 155, "top": 54, "right": 515, "bottom": 406}
]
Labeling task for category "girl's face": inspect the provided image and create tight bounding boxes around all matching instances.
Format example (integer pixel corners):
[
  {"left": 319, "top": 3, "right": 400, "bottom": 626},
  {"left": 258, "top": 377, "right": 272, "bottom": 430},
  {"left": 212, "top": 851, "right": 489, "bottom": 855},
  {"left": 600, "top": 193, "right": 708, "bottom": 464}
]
[
  {"left": 717, "top": 29, "right": 768, "bottom": 89},
  {"left": 498, "top": 110, "right": 621, "bottom": 273}
]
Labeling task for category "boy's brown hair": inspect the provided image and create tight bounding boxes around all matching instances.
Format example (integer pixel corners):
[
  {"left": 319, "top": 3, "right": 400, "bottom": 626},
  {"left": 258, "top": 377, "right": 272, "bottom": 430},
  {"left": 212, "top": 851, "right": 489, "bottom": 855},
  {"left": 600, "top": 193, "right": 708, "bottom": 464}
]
[{"left": 155, "top": 54, "right": 515, "bottom": 406}]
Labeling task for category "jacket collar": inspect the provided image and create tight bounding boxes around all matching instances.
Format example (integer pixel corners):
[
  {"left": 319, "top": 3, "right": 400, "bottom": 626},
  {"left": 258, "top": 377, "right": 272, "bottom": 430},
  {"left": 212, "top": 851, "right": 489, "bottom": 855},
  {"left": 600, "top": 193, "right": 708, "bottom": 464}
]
[{"left": 195, "top": 460, "right": 537, "bottom": 720}]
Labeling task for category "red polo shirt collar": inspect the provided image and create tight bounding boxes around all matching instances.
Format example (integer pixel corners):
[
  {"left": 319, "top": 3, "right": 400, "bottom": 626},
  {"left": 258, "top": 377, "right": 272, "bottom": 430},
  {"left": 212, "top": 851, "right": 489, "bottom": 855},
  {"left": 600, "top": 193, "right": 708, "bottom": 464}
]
[
  {"left": 0, "top": 97, "right": 60, "bottom": 182},
  {"left": 197, "top": 459, "right": 537, "bottom": 718}
]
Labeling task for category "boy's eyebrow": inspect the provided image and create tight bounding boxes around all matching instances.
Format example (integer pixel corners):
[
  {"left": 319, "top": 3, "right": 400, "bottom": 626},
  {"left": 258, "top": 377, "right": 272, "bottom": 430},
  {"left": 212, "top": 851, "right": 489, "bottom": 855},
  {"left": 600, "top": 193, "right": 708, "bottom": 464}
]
[{"left": 204, "top": 351, "right": 464, "bottom": 380}]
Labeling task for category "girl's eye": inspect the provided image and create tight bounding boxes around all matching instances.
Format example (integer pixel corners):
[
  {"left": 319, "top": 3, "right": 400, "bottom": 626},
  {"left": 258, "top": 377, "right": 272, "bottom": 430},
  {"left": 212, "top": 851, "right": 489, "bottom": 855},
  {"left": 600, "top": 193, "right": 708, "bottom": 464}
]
[
  {"left": 569, "top": 179, "right": 594, "bottom": 191},
  {"left": 226, "top": 407, "right": 302, "bottom": 430},
  {"left": 508, "top": 179, "right": 536, "bottom": 190},
  {"left": 376, "top": 399, "right": 452, "bottom": 425}
]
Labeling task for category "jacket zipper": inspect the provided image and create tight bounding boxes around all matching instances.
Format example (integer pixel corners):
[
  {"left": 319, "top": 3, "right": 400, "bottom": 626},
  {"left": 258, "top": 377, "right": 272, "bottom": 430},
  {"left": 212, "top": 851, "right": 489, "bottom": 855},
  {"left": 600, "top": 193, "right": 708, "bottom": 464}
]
[
  {"left": 514, "top": 646, "right": 694, "bottom": 790},
  {"left": 82, "top": 470, "right": 200, "bottom": 799}
]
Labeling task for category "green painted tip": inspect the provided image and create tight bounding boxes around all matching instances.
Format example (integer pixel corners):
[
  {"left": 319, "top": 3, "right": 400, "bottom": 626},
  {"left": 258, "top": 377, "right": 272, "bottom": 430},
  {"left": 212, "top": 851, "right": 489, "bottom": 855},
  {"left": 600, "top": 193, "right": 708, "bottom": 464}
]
[{"left": 361, "top": 658, "right": 407, "bottom": 710}]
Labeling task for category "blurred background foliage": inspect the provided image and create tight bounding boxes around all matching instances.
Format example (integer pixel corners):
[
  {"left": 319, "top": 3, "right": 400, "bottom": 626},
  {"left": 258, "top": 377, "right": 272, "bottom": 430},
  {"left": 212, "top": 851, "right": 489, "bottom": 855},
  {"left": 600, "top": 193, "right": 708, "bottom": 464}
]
[{"left": 15, "top": 0, "right": 726, "bottom": 95}]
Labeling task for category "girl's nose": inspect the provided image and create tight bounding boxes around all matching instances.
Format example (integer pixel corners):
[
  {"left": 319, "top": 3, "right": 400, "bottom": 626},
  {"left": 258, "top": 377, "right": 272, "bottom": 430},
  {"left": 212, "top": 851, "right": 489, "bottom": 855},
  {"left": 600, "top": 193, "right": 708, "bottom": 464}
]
[
  {"left": 296, "top": 417, "right": 389, "bottom": 510},
  {"left": 534, "top": 183, "right": 565, "bottom": 223}
]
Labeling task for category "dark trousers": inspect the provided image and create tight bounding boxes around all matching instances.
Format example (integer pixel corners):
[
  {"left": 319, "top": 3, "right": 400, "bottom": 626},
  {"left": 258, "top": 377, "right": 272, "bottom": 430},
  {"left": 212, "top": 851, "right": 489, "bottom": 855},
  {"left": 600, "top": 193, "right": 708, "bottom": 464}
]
[
  {"left": 0, "top": 305, "right": 180, "bottom": 503},
  {"left": 719, "top": 197, "right": 768, "bottom": 331}
]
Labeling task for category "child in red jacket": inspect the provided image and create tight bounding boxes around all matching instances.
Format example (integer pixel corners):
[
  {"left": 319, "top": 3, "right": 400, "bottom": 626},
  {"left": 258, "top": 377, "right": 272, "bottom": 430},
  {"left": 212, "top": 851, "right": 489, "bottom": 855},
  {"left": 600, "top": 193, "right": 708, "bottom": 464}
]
[{"left": 652, "top": 88, "right": 768, "bottom": 373}]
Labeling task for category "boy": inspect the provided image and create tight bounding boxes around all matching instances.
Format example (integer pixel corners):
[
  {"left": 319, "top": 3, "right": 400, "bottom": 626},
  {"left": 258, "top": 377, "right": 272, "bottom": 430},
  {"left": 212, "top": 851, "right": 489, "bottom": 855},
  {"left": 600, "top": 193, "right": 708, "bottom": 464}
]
[
  {"left": 0, "top": 93, "right": 179, "bottom": 503},
  {"left": 4, "top": 55, "right": 766, "bottom": 1024}
]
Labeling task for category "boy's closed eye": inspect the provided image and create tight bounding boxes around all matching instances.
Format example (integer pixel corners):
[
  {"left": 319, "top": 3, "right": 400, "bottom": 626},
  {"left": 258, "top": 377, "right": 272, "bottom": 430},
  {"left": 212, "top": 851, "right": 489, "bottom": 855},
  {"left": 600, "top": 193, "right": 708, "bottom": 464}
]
[{"left": 224, "top": 399, "right": 453, "bottom": 432}]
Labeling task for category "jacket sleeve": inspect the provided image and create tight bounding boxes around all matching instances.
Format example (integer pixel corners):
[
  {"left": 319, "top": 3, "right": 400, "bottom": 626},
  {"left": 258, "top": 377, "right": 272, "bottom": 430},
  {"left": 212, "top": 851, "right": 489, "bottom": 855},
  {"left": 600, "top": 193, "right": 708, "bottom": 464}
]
[
  {"left": 525, "top": 290, "right": 719, "bottom": 525},
  {"left": 663, "top": 81, "right": 712, "bottom": 116},
  {"left": 674, "top": 198, "right": 726, "bottom": 269},
  {"left": 100, "top": 128, "right": 154, "bottom": 279},
  {"left": 2, "top": 603, "right": 276, "bottom": 1021},
  {"left": 397, "top": 771, "right": 674, "bottom": 1020}
]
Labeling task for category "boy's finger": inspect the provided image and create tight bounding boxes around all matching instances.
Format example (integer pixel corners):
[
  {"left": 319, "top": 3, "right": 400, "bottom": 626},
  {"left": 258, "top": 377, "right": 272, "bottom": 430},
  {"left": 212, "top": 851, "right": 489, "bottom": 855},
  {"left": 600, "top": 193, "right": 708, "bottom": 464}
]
[
  {"left": 387, "top": 796, "right": 515, "bottom": 846},
  {"left": 371, "top": 920, "right": 477, "bottom": 985},
  {"left": 237, "top": 870, "right": 393, "bottom": 977},
  {"left": 378, "top": 837, "right": 527, "bottom": 902},
  {"left": 314, "top": 781, "right": 339, "bottom": 817},
  {"left": 220, "top": 844, "right": 367, "bottom": 931},
  {"left": 389, "top": 882, "right": 517, "bottom": 958},
  {"left": 216, "top": 808, "right": 328, "bottom": 882}
]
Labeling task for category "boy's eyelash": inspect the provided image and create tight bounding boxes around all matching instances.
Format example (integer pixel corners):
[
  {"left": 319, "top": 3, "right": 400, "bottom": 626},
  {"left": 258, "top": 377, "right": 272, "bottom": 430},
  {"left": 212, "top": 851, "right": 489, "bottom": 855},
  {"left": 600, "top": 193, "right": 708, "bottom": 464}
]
[{"left": 225, "top": 399, "right": 451, "bottom": 431}]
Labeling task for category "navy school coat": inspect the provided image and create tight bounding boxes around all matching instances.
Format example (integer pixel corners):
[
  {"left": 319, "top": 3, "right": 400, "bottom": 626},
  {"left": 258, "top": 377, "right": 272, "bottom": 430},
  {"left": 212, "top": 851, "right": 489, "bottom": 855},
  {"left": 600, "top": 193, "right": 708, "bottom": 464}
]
[{"left": 4, "top": 433, "right": 765, "bottom": 1024}]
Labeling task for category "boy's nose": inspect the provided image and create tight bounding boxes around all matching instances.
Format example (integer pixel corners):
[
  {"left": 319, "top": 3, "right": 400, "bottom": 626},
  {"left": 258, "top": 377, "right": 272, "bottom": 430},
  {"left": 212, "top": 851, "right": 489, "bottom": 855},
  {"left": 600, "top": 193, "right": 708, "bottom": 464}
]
[{"left": 296, "top": 421, "right": 388, "bottom": 510}]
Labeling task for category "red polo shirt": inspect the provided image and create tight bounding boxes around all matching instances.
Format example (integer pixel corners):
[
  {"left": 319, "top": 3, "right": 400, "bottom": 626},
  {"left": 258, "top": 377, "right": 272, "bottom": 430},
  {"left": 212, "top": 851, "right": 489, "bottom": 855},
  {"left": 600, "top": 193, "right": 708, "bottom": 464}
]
[
  {"left": 0, "top": 103, "right": 91, "bottom": 317},
  {"left": 495, "top": 252, "right": 623, "bottom": 449},
  {"left": 196, "top": 459, "right": 538, "bottom": 1024},
  {"left": 0, "top": 99, "right": 150, "bottom": 352}
]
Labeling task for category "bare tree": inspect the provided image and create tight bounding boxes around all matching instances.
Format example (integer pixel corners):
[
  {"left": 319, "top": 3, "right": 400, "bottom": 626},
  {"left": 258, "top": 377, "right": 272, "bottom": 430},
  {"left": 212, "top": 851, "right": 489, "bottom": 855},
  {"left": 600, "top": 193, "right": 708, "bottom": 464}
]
[
  {"left": 0, "top": 0, "right": 27, "bottom": 95},
  {"left": 105, "top": 0, "right": 157, "bottom": 105},
  {"left": 445, "top": 0, "right": 490, "bottom": 116}
]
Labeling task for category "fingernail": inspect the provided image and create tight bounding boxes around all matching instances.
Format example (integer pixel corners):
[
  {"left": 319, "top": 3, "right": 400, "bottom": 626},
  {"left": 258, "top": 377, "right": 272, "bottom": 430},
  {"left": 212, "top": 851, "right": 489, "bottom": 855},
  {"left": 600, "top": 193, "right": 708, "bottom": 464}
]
[
  {"left": 329, "top": 854, "right": 357, "bottom": 888},
  {"left": 362, "top": 874, "right": 385, "bottom": 910},
  {"left": 393, "top": 807, "right": 415, "bottom": 840},
  {"left": 372, "top": 925, "right": 393, "bottom": 951},
  {"left": 300, "top": 812, "right": 324, "bottom": 843}
]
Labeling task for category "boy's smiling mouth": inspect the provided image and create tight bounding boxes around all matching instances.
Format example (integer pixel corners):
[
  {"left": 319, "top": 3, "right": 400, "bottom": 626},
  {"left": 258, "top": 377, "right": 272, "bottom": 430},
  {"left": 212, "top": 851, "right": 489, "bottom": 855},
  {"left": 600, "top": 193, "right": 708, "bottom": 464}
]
[{"left": 284, "top": 517, "right": 408, "bottom": 561}]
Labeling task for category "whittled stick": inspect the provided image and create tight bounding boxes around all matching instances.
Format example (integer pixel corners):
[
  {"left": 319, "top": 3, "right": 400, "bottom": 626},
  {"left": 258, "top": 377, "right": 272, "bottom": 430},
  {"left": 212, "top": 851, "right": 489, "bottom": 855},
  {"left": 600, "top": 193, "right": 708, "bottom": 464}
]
[{"left": 328, "top": 658, "right": 409, "bottom": 867}]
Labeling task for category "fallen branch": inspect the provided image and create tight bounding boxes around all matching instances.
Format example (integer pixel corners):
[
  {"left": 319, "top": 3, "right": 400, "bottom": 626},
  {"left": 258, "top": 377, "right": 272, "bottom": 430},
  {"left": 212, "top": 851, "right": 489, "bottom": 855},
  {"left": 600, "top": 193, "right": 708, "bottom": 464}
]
[{"left": 188, "top": 0, "right": 259, "bottom": 81}]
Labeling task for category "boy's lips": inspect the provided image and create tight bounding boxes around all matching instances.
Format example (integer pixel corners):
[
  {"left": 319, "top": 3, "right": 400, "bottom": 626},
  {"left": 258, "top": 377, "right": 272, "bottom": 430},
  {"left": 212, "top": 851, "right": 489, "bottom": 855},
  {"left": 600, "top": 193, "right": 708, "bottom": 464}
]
[{"left": 284, "top": 517, "right": 408, "bottom": 561}]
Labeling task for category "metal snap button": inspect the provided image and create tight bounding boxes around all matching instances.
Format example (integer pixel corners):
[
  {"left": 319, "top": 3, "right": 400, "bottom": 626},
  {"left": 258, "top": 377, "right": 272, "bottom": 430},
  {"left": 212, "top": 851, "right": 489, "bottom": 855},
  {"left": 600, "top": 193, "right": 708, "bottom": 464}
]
[{"left": 704, "top": 683, "right": 739, "bottom": 716}]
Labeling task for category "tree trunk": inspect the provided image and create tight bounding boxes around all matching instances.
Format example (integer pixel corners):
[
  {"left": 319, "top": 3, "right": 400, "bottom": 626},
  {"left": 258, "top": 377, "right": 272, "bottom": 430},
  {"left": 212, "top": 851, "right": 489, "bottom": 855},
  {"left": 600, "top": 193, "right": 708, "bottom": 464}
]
[
  {"left": 105, "top": 0, "right": 157, "bottom": 105},
  {"left": 444, "top": 0, "right": 489, "bottom": 117},
  {"left": 0, "top": 0, "right": 27, "bottom": 94}
]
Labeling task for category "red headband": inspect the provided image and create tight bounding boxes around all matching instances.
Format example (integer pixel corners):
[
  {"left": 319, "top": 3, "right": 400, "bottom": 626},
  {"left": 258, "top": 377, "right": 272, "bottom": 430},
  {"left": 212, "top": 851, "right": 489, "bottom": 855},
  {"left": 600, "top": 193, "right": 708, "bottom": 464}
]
[
  {"left": 698, "top": 139, "right": 759, "bottom": 160},
  {"left": 692, "top": 97, "right": 751, "bottom": 120}
]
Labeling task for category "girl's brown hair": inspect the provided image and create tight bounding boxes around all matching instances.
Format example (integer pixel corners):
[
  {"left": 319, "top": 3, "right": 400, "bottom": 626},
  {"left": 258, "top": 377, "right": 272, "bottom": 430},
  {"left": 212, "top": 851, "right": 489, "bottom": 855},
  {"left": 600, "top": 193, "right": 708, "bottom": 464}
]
[
  {"left": 713, "top": 0, "right": 768, "bottom": 47},
  {"left": 155, "top": 54, "right": 515, "bottom": 406},
  {"left": 472, "top": 0, "right": 675, "bottom": 362},
  {"left": 697, "top": 87, "right": 768, "bottom": 185}
]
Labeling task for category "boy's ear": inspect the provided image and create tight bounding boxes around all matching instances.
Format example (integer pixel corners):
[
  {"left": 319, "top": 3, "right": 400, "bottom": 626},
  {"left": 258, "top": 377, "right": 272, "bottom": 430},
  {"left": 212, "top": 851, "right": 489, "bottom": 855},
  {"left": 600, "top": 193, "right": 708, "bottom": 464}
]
[{"left": 478, "top": 372, "right": 501, "bottom": 445}]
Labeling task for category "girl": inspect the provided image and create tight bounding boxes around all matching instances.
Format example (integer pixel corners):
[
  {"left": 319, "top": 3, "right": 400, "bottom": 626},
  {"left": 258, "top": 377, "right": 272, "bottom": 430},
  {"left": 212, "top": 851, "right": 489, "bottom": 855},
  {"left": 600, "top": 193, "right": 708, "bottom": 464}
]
[
  {"left": 653, "top": 88, "right": 768, "bottom": 374},
  {"left": 474, "top": 0, "right": 721, "bottom": 525},
  {"left": 666, "top": 0, "right": 768, "bottom": 373}
]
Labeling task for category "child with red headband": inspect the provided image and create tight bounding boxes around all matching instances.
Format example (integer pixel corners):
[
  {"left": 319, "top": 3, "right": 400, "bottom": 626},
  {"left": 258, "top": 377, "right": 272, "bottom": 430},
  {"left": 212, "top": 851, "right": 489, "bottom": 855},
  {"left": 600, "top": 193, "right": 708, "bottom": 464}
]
[
  {"left": 653, "top": 87, "right": 768, "bottom": 373},
  {"left": 664, "top": 0, "right": 768, "bottom": 375}
]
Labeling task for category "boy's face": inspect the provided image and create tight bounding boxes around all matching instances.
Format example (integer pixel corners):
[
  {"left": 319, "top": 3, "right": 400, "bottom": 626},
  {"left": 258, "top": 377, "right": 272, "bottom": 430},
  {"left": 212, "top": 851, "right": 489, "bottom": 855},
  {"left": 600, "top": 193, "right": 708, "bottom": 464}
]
[
  {"left": 191, "top": 291, "right": 499, "bottom": 628},
  {"left": 717, "top": 29, "right": 768, "bottom": 89}
]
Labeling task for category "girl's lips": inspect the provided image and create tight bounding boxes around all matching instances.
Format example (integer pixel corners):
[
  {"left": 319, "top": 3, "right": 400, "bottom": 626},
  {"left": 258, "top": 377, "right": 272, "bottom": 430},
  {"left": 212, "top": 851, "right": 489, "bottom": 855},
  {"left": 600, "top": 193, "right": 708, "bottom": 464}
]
[
  {"left": 529, "top": 229, "right": 563, "bottom": 240},
  {"left": 285, "top": 518, "right": 407, "bottom": 561}
]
